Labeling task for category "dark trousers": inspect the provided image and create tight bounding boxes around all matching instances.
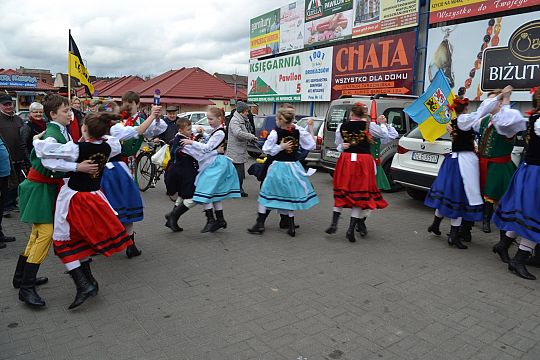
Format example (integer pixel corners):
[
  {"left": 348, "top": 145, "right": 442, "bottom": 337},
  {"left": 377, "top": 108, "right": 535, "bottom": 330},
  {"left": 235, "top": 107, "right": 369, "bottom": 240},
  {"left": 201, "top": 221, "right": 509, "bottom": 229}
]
[
  {"left": 0, "top": 176, "right": 8, "bottom": 231},
  {"left": 233, "top": 163, "right": 245, "bottom": 191}
]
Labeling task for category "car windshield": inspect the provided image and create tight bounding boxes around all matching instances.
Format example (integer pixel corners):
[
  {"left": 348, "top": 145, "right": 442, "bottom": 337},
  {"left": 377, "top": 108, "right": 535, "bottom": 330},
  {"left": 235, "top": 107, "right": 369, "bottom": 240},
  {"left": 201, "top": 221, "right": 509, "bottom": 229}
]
[
  {"left": 195, "top": 117, "right": 209, "bottom": 125},
  {"left": 253, "top": 116, "right": 265, "bottom": 129},
  {"left": 407, "top": 127, "right": 451, "bottom": 141},
  {"left": 296, "top": 118, "right": 323, "bottom": 134}
]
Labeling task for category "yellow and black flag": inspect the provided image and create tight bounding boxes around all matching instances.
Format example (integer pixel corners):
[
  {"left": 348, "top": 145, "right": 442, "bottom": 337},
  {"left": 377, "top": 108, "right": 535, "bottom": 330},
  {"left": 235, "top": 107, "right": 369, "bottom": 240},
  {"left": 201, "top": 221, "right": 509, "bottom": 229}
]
[{"left": 68, "top": 30, "right": 94, "bottom": 97}]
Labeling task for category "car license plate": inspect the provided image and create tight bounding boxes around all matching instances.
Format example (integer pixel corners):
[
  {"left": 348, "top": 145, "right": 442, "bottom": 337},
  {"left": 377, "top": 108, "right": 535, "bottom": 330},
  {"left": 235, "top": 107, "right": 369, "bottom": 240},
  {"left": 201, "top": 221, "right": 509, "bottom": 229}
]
[
  {"left": 325, "top": 149, "right": 340, "bottom": 159},
  {"left": 412, "top": 152, "right": 439, "bottom": 164}
]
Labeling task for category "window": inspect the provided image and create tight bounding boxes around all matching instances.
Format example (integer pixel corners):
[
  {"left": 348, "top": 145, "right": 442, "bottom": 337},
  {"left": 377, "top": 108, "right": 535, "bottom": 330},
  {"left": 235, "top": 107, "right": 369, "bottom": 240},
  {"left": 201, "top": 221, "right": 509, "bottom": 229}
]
[
  {"left": 383, "top": 108, "right": 407, "bottom": 134},
  {"left": 326, "top": 106, "right": 351, "bottom": 131}
]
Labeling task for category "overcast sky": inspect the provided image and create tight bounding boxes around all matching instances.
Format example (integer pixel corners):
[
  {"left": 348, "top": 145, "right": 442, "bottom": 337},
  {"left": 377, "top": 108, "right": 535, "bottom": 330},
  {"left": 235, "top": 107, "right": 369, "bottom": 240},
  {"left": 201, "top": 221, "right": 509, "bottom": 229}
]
[{"left": 0, "top": 0, "right": 279, "bottom": 78}]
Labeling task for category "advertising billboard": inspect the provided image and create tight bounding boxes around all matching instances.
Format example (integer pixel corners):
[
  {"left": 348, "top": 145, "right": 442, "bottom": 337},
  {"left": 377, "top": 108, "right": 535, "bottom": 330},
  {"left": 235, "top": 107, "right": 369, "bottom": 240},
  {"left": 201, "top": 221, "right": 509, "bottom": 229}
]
[
  {"left": 331, "top": 31, "right": 416, "bottom": 99},
  {"left": 279, "top": 1, "right": 305, "bottom": 54},
  {"left": 429, "top": 0, "right": 540, "bottom": 24},
  {"left": 352, "top": 0, "right": 418, "bottom": 38},
  {"left": 250, "top": 9, "right": 281, "bottom": 59},
  {"left": 425, "top": 12, "right": 540, "bottom": 101},
  {"left": 248, "top": 54, "right": 303, "bottom": 102},
  {"left": 301, "top": 47, "right": 334, "bottom": 101},
  {"left": 304, "top": 0, "right": 353, "bottom": 47}
]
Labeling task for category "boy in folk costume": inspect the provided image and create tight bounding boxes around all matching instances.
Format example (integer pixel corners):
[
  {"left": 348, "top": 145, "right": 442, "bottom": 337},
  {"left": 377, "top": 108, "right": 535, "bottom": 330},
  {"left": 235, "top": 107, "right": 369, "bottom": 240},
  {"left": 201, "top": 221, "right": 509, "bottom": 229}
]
[
  {"left": 164, "top": 117, "right": 199, "bottom": 232},
  {"left": 14, "top": 94, "right": 98, "bottom": 308},
  {"left": 33, "top": 112, "right": 133, "bottom": 309},
  {"left": 493, "top": 86, "right": 540, "bottom": 280},
  {"left": 101, "top": 91, "right": 165, "bottom": 258},
  {"left": 247, "top": 106, "right": 319, "bottom": 237},
  {"left": 180, "top": 107, "right": 240, "bottom": 232},
  {"left": 324, "top": 103, "right": 389, "bottom": 242}
]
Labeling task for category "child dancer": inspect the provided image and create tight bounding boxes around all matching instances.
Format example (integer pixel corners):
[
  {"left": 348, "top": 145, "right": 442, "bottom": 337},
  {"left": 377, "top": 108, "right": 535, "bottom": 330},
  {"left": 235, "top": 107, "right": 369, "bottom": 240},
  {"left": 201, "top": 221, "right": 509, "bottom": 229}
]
[
  {"left": 33, "top": 112, "right": 131, "bottom": 309},
  {"left": 164, "top": 117, "right": 199, "bottom": 232},
  {"left": 247, "top": 106, "right": 318, "bottom": 237},
  {"left": 102, "top": 91, "right": 165, "bottom": 258},
  {"left": 180, "top": 107, "right": 240, "bottom": 232},
  {"left": 324, "top": 103, "right": 389, "bottom": 242},
  {"left": 493, "top": 86, "right": 540, "bottom": 280},
  {"left": 14, "top": 94, "right": 97, "bottom": 308}
]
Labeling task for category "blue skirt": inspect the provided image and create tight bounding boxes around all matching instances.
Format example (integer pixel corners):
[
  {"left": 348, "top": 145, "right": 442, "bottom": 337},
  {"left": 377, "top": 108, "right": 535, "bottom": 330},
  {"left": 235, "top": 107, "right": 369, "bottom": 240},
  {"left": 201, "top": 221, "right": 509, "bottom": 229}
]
[
  {"left": 193, "top": 155, "right": 241, "bottom": 203},
  {"left": 493, "top": 163, "right": 540, "bottom": 243},
  {"left": 258, "top": 161, "right": 319, "bottom": 211},
  {"left": 101, "top": 162, "right": 144, "bottom": 224},
  {"left": 424, "top": 155, "right": 483, "bottom": 221}
]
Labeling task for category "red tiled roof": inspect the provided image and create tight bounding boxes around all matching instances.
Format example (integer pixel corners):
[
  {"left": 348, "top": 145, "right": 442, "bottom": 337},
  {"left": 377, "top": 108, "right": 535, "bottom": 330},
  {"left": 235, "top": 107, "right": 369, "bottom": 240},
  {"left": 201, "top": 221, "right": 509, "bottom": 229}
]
[
  {"left": 139, "top": 97, "right": 215, "bottom": 105},
  {"left": 0, "top": 68, "right": 57, "bottom": 91},
  {"left": 99, "top": 76, "right": 145, "bottom": 97},
  {"left": 132, "top": 67, "right": 240, "bottom": 102},
  {"left": 75, "top": 79, "right": 111, "bottom": 97}
]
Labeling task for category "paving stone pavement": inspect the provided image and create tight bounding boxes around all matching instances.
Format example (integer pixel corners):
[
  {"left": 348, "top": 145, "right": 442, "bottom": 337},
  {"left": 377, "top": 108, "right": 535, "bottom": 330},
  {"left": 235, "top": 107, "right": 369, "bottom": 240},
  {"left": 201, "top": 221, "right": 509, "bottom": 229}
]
[{"left": 1, "top": 168, "right": 540, "bottom": 360}]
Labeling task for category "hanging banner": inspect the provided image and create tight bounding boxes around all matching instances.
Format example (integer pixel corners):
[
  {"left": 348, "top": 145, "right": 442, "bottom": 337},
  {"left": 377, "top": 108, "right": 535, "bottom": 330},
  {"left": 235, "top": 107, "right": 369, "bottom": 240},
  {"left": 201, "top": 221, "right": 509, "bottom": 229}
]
[
  {"left": 429, "top": 0, "right": 540, "bottom": 24},
  {"left": 248, "top": 54, "right": 302, "bottom": 102},
  {"left": 352, "top": 0, "right": 418, "bottom": 38},
  {"left": 331, "top": 31, "right": 416, "bottom": 99},
  {"left": 250, "top": 9, "right": 281, "bottom": 59},
  {"left": 280, "top": 1, "right": 305, "bottom": 54},
  {"left": 425, "top": 12, "right": 540, "bottom": 101},
  {"left": 0, "top": 74, "right": 38, "bottom": 88},
  {"left": 304, "top": 0, "right": 353, "bottom": 48},
  {"left": 301, "top": 47, "right": 334, "bottom": 101}
]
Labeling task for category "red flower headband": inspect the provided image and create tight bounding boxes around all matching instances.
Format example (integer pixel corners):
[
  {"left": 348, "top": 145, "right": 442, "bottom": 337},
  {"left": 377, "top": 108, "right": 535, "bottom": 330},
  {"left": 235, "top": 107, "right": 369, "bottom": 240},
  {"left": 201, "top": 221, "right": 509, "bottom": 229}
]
[
  {"left": 354, "top": 102, "right": 367, "bottom": 108},
  {"left": 531, "top": 87, "right": 538, "bottom": 94},
  {"left": 448, "top": 97, "right": 469, "bottom": 111}
]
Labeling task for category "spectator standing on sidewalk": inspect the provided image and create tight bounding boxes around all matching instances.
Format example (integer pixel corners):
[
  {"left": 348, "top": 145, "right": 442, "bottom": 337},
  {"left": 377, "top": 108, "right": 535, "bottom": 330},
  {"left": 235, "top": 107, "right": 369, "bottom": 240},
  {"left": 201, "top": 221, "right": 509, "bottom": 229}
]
[
  {"left": 225, "top": 101, "right": 258, "bottom": 197},
  {"left": 0, "top": 94, "right": 29, "bottom": 215},
  {"left": 0, "top": 137, "right": 15, "bottom": 248}
]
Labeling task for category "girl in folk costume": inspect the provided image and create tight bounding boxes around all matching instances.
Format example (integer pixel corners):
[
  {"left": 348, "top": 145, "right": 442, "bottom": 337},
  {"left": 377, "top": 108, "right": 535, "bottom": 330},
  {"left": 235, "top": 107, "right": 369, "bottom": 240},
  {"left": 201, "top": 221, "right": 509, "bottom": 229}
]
[
  {"left": 14, "top": 94, "right": 98, "bottom": 308},
  {"left": 492, "top": 86, "right": 540, "bottom": 280},
  {"left": 180, "top": 107, "right": 240, "bottom": 233},
  {"left": 424, "top": 92, "right": 507, "bottom": 249},
  {"left": 324, "top": 103, "right": 389, "bottom": 243},
  {"left": 103, "top": 92, "right": 166, "bottom": 258},
  {"left": 247, "top": 106, "right": 319, "bottom": 237},
  {"left": 33, "top": 112, "right": 131, "bottom": 309},
  {"left": 164, "top": 117, "right": 199, "bottom": 232}
]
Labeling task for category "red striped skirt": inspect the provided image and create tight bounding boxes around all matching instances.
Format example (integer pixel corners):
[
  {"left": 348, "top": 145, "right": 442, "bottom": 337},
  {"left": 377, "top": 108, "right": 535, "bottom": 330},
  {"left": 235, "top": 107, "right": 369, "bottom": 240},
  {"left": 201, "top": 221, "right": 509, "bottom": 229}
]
[
  {"left": 53, "top": 191, "right": 132, "bottom": 264},
  {"left": 333, "top": 152, "right": 388, "bottom": 209}
]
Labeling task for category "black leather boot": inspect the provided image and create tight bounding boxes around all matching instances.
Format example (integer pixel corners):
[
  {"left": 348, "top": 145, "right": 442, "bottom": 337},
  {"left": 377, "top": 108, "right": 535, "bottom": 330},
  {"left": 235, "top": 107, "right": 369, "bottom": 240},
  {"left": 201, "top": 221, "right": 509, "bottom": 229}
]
[
  {"left": 427, "top": 215, "right": 443, "bottom": 235},
  {"left": 508, "top": 249, "right": 536, "bottom": 280},
  {"left": 13, "top": 255, "right": 48, "bottom": 288},
  {"left": 346, "top": 218, "right": 358, "bottom": 243},
  {"left": 165, "top": 204, "right": 189, "bottom": 232},
  {"left": 482, "top": 202, "right": 494, "bottom": 233},
  {"left": 357, "top": 218, "right": 368, "bottom": 237},
  {"left": 0, "top": 230, "right": 16, "bottom": 242},
  {"left": 325, "top": 211, "right": 340, "bottom": 234},
  {"left": 126, "top": 234, "right": 142, "bottom": 258},
  {"left": 68, "top": 266, "right": 97, "bottom": 309},
  {"left": 18, "top": 263, "right": 46, "bottom": 307},
  {"left": 80, "top": 259, "right": 98, "bottom": 297},
  {"left": 201, "top": 209, "right": 216, "bottom": 233},
  {"left": 458, "top": 221, "right": 474, "bottom": 242},
  {"left": 447, "top": 225, "right": 468, "bottom": 249},
  {"left": 210, "top": 210, "right": 228, "bottom": 232},
  {"left": 247, "top": 212, "right": 269, "bottom": 235},
  {"left": 527, "top": 245, "right": 540, "bottom": 267},
  {"left": 279, "top": 214, "right": 299, "bottom": 229},
  {"left": 287, "top": 216, "right": 296, "bottom": 237},
  {"left": 492, "top": 231, "right": 515, "bottom": 264}
]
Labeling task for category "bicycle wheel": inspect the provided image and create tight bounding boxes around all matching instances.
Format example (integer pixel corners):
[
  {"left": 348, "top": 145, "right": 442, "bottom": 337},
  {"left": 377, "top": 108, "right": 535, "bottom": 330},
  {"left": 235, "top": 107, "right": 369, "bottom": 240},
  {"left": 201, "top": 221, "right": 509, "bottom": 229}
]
[{"left": 135, "top": 152, "right": 155, "bottom": 192}]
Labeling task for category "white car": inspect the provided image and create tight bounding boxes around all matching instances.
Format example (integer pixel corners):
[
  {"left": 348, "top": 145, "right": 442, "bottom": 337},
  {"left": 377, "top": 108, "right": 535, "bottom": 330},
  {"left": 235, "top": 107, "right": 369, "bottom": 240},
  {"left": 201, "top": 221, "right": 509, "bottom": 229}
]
[
  {"left": 178, "top": 112, "right": 207, "bottom": 124},
  {"left": 390, "top": 127, "right": 525, "bottom": 200}
]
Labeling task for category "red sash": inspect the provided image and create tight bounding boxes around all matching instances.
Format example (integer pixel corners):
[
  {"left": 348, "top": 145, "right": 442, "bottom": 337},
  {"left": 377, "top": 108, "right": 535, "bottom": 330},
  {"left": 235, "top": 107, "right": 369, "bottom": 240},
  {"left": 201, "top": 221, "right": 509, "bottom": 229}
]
[{"left": 479, "top": 155, "right": 512, "bottom": 190}]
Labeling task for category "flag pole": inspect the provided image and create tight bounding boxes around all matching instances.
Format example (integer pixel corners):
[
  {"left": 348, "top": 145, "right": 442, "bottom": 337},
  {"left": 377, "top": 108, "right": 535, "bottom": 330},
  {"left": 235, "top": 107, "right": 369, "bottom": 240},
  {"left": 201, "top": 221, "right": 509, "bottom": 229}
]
[{"left": 67, "top": 29, "right": 71, "bottom": 101}]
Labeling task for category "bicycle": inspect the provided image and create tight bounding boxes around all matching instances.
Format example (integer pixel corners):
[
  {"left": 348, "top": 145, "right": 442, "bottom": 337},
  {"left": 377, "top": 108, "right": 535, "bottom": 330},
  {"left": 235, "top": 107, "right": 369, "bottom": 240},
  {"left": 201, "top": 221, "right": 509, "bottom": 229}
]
[{"left": 134, "top": 139, "right": 167, "bottom": 192}]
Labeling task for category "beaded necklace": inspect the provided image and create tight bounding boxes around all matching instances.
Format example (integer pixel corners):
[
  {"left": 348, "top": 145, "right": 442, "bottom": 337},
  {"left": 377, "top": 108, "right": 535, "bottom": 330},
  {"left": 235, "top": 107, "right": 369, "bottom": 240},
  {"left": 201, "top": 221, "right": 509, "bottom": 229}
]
[{"left": 457, "top": 18, "right": 502, "bottom": 100}]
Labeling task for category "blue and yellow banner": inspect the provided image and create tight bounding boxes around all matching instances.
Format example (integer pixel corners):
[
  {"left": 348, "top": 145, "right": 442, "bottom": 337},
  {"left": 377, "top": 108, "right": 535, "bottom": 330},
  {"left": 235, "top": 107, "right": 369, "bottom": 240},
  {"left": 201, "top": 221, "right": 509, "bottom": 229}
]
[{"left": 405, "top": 69, "right": 455, "bottom": 142}]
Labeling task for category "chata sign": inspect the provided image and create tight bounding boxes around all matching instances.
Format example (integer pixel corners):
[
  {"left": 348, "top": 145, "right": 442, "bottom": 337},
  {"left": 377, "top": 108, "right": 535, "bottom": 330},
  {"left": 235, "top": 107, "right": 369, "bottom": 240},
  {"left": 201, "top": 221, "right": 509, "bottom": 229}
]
[{"left": 331, "top": 31, "right": 416, "bottom": 99}]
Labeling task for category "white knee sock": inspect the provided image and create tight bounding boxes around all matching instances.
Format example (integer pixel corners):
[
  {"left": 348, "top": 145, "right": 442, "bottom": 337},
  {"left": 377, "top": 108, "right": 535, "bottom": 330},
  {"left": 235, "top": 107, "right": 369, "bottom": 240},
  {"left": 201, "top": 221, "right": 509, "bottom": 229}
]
[
  {"left": 124, "top": 223, "right": 134, "bottom": 236},
  {"left": 213, "top": 202, "right": 223, "bottom": 211},
  {"left": 506, "top": 231, "right": 517, "bottom": 239},
  {"left": 351, "top": 207, "right": 362, "bottom": 219},
  {"left": 175, "top": 197, "right": 183, "bottom": 206},
  {"left": 435, "top": 209, "right": 443, "bottom": 218},
  {"left": 288, "top": 211, "right": 294, "bottom": 217},
  {"left": 203, "top": 203, "right": 213, "bottom": 210},
  {"left": 65, "top": 260, "right": 81, "bottom": 271},
  {"left": 258, "top": 204, "right": 267, "bottom": 214},
  {"left": 518, "top": 238, "right": 536, "bottom": 253},
  {"left": 333, "top": 207, "right": 342, "bottom": 213},
  {"left": 450, "top": 217, "right": 462, "bottom": 226}
]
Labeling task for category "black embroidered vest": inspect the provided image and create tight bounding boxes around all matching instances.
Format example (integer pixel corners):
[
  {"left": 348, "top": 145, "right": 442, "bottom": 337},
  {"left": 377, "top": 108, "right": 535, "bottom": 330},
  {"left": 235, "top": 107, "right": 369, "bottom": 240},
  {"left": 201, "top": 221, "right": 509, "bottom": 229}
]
[
  {"left": 340, "top": 121, "right": 371, "bottom": 154},
  {"left": 451, "top": 118, "right": 476, "bottom": 152},
  {"left": 68, "top": 142, "right": 111, "bottom": 192},
  {"left": 526, "top": 113, "right": 540, "bottom": 166},
  {"left": 274, "top": 127, "right": 300, "bottom": 162}
]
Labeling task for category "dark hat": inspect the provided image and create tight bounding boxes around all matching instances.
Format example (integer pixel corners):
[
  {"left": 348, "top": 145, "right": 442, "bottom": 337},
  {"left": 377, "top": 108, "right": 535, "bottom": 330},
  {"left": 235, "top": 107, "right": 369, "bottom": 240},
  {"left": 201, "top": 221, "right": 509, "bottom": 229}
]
[
  {"left": 166, "top": 105, "right": 179, "bottom": 112},
  {"left": 0, "top": 94, "right": 13, "bottom": 104}
]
